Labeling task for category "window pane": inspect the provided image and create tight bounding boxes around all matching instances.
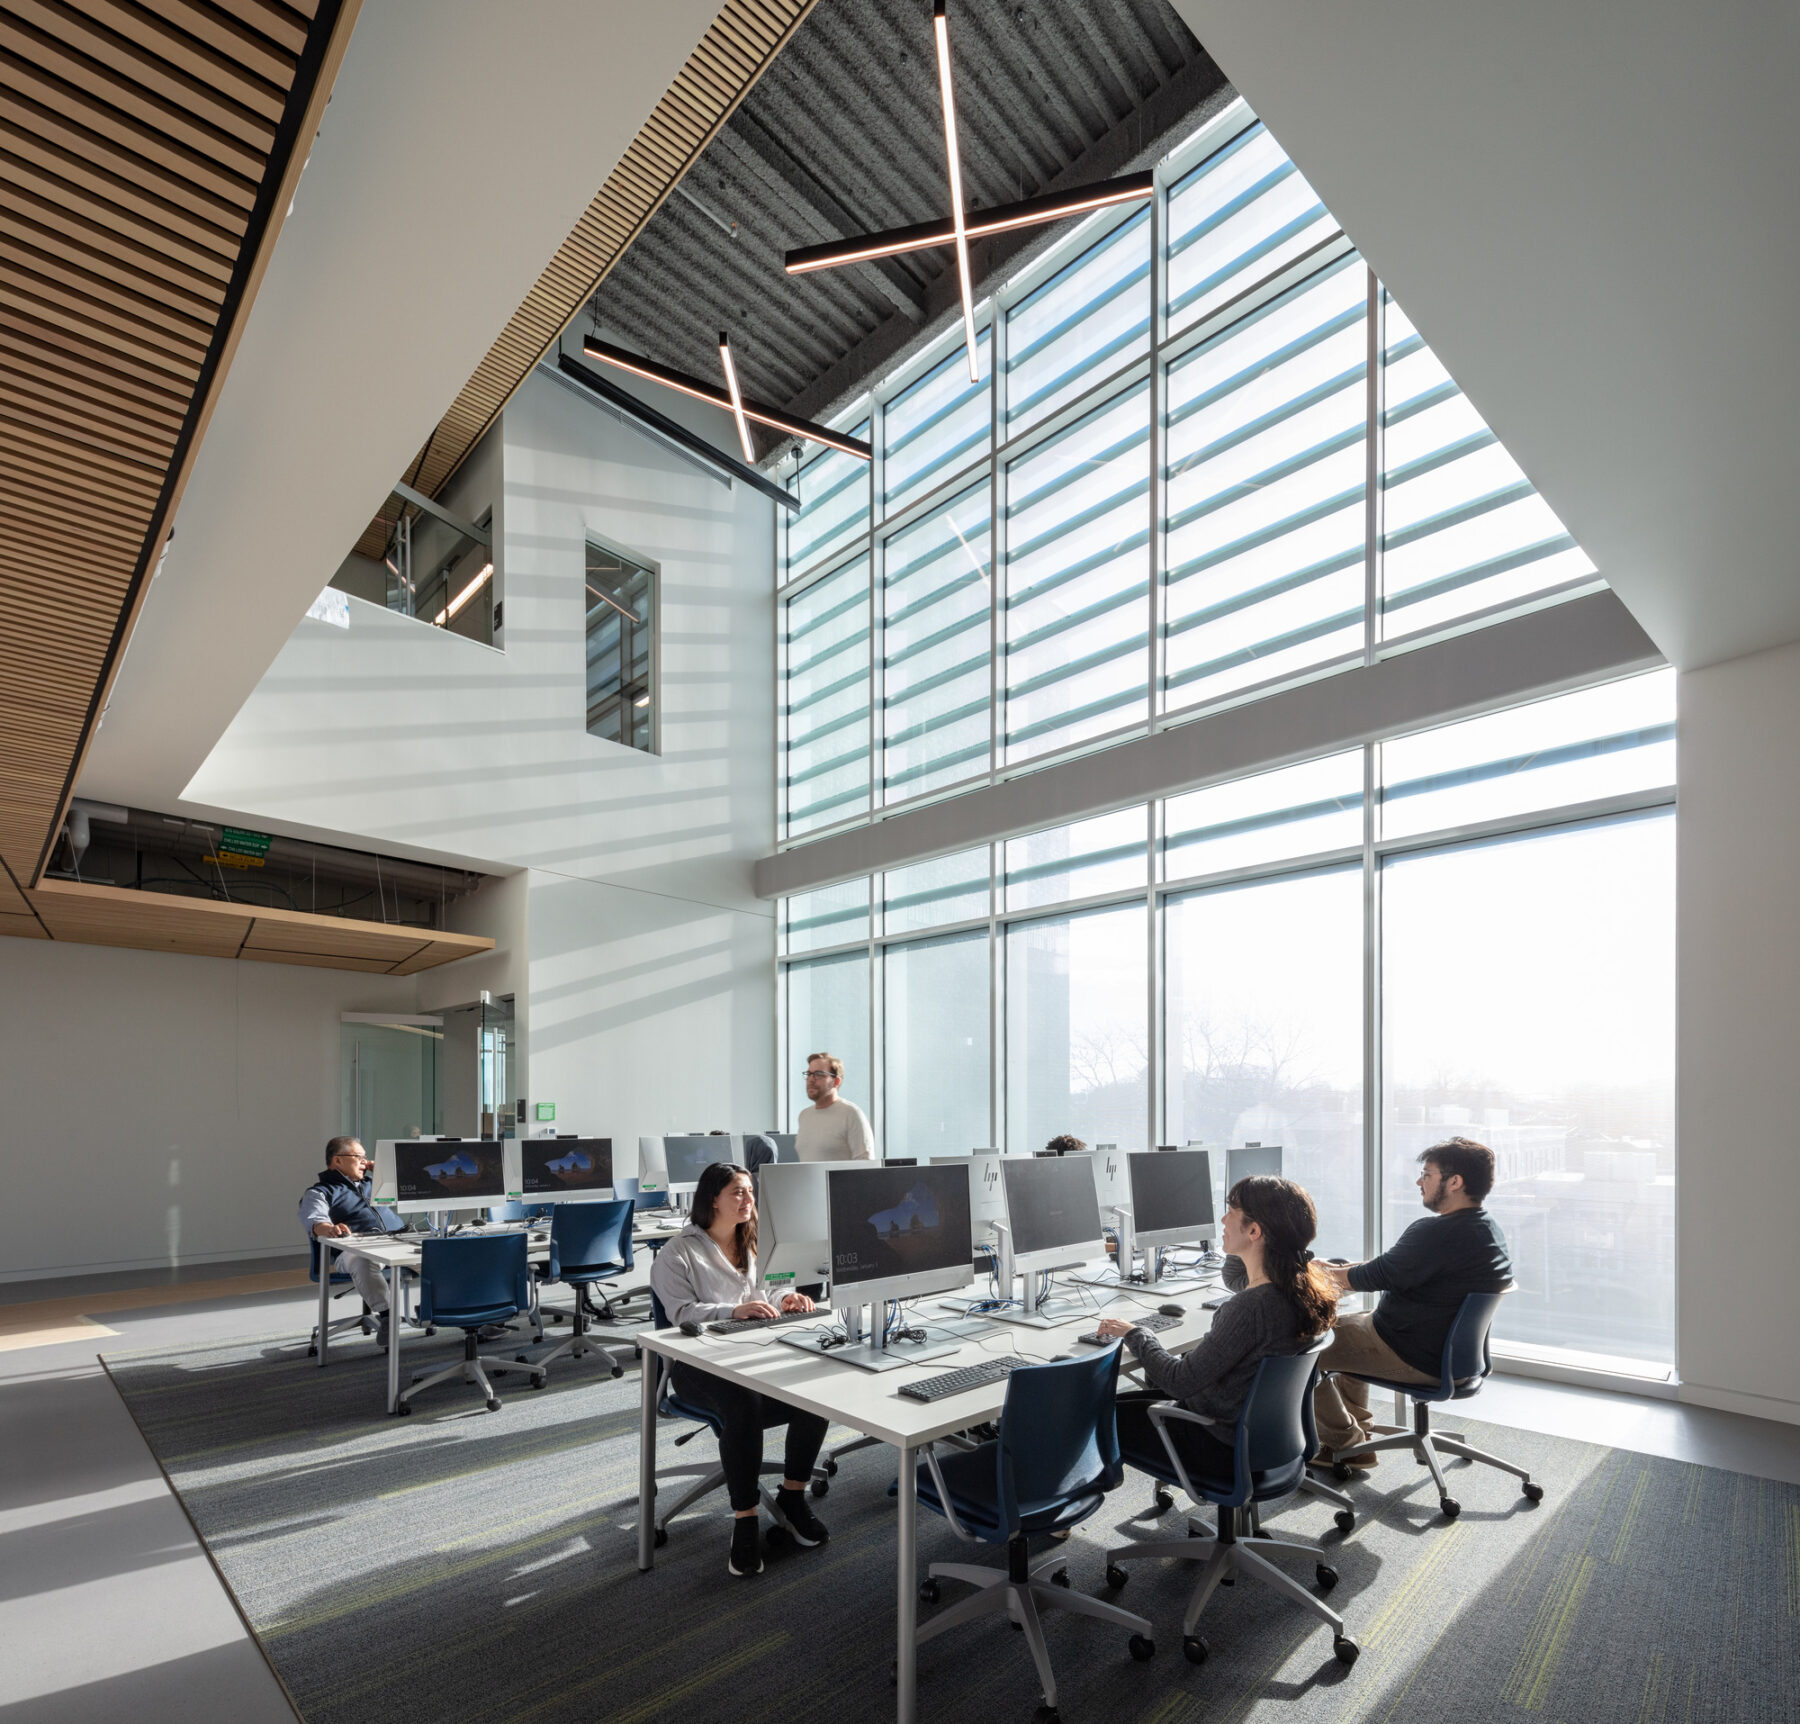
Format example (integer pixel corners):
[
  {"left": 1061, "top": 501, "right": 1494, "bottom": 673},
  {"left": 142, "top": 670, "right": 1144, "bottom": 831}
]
[
  {"left": 1165, "top": 118, "right": 1339, "bottom": 335},
  {"left": 1382, "top": 815, "right": 1675, "bottom": 1367},
  {"left": 782, "top": 559, "right": 870, "bottom": 836},
  {"left": 782, "top": 879, "right": 868, "bottom": 956},
  {"left": 1164, "top": 751, "right": 1363, "bottom": 881},
  {"left": 1005, "top": 208, "right": 1150, "bottom": 438},
  {"left": 885, "top": 932, "right": 991, "bottom": 1157},
  {"left": 1381, "top": 293, "right": 1598, "bottom": 639},
  {"left": 882, "top": 329, "right": 991, "bottom": 515},
  {"left": 1164, "top": 868, "right": 1363, "bottom": 1258},
  {"left": 785, "top": 423, "right": 870, "bottom": 577},
  {"left": 1162, "top": 253, "right": 1366, "bottom": 711},
  {"left": 1005, "top": 808, "right": 1146, "bottom": 912},
  {"left": 882, "top": 485, "right": 991, "bottom": 802},
  {"left": 1005, "top": 903, "right": 1147, "bottom": 1155},
  {"left": 1003, "top": 383, "right": 1150, "bottom": 762},
  {"left": 1380, "top": 669, "right": 1676, "bottom": 841},
  {"left": 585, "top": 543, "right": 655, "bottom": 752},
  {"left": 882, "top": 848, "right": 989, "bottom": 936},
  {"left": 786, "top": 951, "right": 871, "bottom": 1124}
]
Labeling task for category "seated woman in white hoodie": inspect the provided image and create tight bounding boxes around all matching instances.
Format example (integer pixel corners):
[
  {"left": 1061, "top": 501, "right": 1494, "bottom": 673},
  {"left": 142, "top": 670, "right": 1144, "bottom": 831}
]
[{"left": 648, "top": 1160, "right": 832, "bottom": 1578}]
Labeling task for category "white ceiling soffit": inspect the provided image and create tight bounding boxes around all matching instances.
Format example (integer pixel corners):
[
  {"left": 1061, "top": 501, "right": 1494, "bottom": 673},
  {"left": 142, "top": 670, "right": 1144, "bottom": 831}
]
[
  {"left": 78, "top": 0, "right": 720, "bottom": 814},
  {"left": 1166, "top": 1, "right": 1800, "bottom": 673}
]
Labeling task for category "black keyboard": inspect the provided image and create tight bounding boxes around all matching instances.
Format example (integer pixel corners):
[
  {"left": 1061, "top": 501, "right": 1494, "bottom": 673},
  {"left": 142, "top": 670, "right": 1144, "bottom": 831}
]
[
  {"left": 706, "top": 1308, "right": 820, "bottom": 1336},
  {"left": 898, "top": 1356, "right": 1023, "bottom": 1402},
  {"left": 1075, "top": 1313, "right": 1180, "bottom": 1346}
]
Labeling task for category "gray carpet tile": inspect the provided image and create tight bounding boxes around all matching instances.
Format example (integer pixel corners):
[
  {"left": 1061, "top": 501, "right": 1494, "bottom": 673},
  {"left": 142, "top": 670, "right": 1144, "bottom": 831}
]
[{"left": 102, "top": 1322, "right": 1800, "bottom": 1724}]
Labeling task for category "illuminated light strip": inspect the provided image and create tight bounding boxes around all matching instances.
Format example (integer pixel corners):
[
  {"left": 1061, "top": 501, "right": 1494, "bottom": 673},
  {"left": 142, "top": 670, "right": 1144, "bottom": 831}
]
[
  {"left": 581, "top": 336, "right": 873, "bottom": 460},
  {"left": 783, "top": 173, "right": 1156, "bottom": 275},
  {"left": 718, "top": 332, "right": 755, "bottom": 462},
  {"left": 434, "top": 561, "right": 492, "bottom": 626},
  {"left": 933, "top": 0, "right": 979, "bottom": 382}
]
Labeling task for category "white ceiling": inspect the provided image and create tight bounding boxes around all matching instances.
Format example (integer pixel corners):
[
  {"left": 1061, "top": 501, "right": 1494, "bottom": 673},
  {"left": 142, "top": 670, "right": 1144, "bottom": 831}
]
[
  {"left": 78, "top": 0, "right": 719, "bottom": 843},
  {"left": 1168, "top": 0, "right": 1800, "bottom": 671}
]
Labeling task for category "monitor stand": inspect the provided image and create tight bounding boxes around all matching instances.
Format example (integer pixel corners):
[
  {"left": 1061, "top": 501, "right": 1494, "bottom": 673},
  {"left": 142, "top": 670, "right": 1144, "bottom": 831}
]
[{"left": 777, "top": 1300, "right": 983, "bottom": 1373}]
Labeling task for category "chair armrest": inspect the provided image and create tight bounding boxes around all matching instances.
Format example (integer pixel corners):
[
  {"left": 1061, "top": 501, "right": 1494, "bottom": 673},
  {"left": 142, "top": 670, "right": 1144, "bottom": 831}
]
[
  {"left": 920, "top": 1443, "right": 985, "bottom": 1547},
  {"left": 1142, "top": 1400, "right": 1217, "bottom": 1506}
]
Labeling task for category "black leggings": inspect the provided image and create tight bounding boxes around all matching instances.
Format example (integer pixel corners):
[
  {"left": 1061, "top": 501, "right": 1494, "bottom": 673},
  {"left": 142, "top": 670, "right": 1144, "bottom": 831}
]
[
  {"left": 1115, "top": 1389, "right": 1238, "bottom": 1484},
  {"left": 669, "top": 1363, "right": 830, "bottom": 1512}
]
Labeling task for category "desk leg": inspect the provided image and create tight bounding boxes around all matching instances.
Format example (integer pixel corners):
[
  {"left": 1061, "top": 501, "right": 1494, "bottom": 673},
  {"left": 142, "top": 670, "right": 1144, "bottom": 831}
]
[
  {"left": 387, "top": 1264, "right": 402, "bottom": 1415},
  {"left": 316, "top": 1244, "right": 332, "bottom": 1367},
  {"left": 896, "top": 1446, "right": 917, "bottom": 1724},
  {"left": 637, "top": 1349, "right": 657, "bottom": 1572}
]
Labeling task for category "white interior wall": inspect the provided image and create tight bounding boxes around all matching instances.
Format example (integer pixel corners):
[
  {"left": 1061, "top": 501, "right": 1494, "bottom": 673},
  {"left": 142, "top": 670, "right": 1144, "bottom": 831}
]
[
  {"left": 1677, "top": 640, "right": 1800, "bottom": 1425},
  {"left": 0, "top": 939, "right": 416, "bottom": 1280}
]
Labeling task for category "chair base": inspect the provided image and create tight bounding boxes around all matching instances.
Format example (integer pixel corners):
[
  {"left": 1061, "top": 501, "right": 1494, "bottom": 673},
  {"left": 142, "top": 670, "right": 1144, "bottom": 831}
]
[
  {"left": 398, "top": 1331, "right": 543, "bottom": 1413},
  {"left": 528, "top": 1301, "right": 631, "bottom": 1378},
  {"left": 1330, "top": 1398, "right": 1540, "bottom": 1515},
  {"left": 648, "top": 1460, "right": 789, "bottom": 1544},
  {"left": 919, "top": 1542, "right": 1152, "bottom": 1711}
]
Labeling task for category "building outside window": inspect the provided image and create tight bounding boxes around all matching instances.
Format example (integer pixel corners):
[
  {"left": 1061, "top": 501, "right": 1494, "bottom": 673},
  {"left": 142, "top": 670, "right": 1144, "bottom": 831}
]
[{"left": 586, "top": 539, "right": 656, "bottom": 751}]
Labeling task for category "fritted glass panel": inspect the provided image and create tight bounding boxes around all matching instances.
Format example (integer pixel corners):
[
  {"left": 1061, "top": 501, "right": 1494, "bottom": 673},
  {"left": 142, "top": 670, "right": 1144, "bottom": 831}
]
[
  {"left": 1163, "top": 751, "right": 1363, "bottom": 881},
  {"left": 1004, "top": 208, "right": 1150, "bottom": 439},
  {"left": 1165, "top": 118, "right": 1339, "bottom": 335},
  {"left": 1382, "top": 814, "right": 1675, "bottom": 1367},
  {"left": 1381, "top": 293, "right": 1598, "bottom": 639},
  {"left": 1005, "top": 808, "right": 1146, "bottom": 913},
  {"left": 1381, "top": 670, "right": 1675, "bottom": 841},
  {"left": 784, "top": 424, "right": 870, "bottom": 577},
  {"left": 882, "top": 848, "right": 989, "bottom": 936},
  {"left": 1162, "top": 253, "right": 1367, "bottom": 711},
  {"left": 885, "top": 931, "right": 990, "bottom": 1158},
  {"left": 782, "top": 878, "right": 869, "bottom": 956},
  {"left": 882, "top": 328, "right": 992, "bottom": 514},
  {"left": 1003, "top": 383, "right": 1150, "bottom": 761},
  {"left": 1164, "top": 867, "right": 1363, "bottom": 1258},
  {"left": 1005, "top": 903, "right": 1147, "bottom": 1155},
  {"left": 786, "top": 951, "right": 871, "bottom": 1124},
  {"left": 882, "top": 485, "right": 991, "bottom": 802},
  {"left": 782, "top": 559, "right": 870, "bottom": 836}
]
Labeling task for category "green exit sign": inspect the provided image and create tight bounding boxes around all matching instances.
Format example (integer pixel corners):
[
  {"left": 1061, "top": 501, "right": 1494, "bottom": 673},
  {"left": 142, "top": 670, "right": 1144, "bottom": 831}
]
[{"left": 534, "top": 1102, "right": 556, "bottom": 1122}]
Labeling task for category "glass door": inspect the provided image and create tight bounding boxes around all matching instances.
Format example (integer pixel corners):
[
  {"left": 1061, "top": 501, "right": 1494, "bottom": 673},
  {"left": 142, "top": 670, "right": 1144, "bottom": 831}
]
[{"left": 340, "top": 1015, "right": 442, "bottom": 1144}]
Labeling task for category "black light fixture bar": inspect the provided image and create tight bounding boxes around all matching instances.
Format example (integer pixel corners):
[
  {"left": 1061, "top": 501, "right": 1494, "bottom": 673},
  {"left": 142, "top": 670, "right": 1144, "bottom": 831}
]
[{"left": 582, "top": 336, "right": 873, "bottom": 461}]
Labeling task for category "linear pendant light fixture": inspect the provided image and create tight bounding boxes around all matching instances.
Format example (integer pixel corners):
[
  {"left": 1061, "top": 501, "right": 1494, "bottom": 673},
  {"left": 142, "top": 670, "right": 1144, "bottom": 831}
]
[
  {"left": 581, "top": 335, "right": 873, "bottom": 460},
  {"left": 784, "top": 0, "right": 1155, "bottom": 380}
]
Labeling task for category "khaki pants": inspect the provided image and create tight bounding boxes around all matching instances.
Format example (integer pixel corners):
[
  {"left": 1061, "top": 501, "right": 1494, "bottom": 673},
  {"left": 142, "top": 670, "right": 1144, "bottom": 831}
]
[
  {"left": 344, "top": 1250, "right": 390, "bottom": 1314},
  {"left": 1313, "top": 1311, "right": 1435, "bottom": 1452}
]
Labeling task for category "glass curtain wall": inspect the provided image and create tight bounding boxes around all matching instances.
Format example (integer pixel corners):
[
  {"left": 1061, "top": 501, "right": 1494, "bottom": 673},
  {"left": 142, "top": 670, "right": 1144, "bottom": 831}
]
[
  {"left": 776, "top": 103, "right": 1603, "bottom": 844},
  {"left": 776, "top": 668, "right": 1677, "bottom": 1371}
]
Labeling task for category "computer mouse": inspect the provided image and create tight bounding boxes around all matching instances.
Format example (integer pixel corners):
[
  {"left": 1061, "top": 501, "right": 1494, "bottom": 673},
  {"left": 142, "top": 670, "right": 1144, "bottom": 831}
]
[
  {"left": 1158, "top": 1302, "right": 1186, "bottom": 1319},
  {"left": 679, "top": 1320, "right": 702, "bottom": 1337}
]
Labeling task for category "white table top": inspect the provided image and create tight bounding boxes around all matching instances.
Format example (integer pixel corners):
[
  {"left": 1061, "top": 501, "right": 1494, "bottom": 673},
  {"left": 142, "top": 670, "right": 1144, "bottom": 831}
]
[{"left": 638, "top": 1267, "right": 1222, "bottom": 1450}]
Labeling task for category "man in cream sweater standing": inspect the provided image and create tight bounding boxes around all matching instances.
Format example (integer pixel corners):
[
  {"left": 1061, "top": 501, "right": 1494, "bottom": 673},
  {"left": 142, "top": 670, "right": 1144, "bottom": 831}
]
[{"left": 795, "top": 1051, "right": 876, "bottom": 1161}]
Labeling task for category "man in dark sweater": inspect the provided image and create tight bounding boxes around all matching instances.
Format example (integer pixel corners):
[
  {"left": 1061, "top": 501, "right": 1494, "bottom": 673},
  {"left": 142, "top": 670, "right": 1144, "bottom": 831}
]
[{"left": 1314, "top": 1137, "right": 1511, "bottom": 1458}]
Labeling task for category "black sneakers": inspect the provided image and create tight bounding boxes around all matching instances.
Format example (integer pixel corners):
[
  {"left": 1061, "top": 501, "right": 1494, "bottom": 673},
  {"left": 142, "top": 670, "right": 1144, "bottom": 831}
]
[
  {"left": 775, "top": 1487, "right": 831, "bottom": 1548},
  {"left": 729, "top": 1515, "right": 764, "bottom": 1577}
]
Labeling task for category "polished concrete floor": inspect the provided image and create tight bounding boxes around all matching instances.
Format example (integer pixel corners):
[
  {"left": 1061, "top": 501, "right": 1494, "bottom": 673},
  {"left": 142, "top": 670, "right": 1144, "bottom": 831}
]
[{"left": 2, "top": 1262, "right": 1796, "bottom": 1723}]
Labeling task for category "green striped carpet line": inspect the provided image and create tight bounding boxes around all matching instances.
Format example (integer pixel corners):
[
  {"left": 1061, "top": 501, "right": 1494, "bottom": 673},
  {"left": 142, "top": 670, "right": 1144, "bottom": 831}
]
[{"left": 103, "top": 1328, "right": 1799, "bottom": 1724}]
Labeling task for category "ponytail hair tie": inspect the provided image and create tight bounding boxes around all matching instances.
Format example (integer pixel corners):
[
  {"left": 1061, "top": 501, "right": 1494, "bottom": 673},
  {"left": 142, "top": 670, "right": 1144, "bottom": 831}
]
[{"left": 1298, "top": 1248, "right": 1315, "bottom": 1265}]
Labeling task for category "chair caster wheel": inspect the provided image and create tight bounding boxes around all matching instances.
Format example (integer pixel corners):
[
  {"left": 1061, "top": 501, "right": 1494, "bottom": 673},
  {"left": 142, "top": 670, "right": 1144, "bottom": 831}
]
[
  {"left": 531, "top": 1374, "right": 546, "bottom": 1389},
  {"left": 1183, "top": 1634, "right": 1209, "bottom": 1665},
  {"left": 515, "top": 1354, "right": 529, "bottom": 1363},
  {"left": 1187, "top": 1522, "right": 1204, "bottom": 1537},
  {"left": 1334, "top": 1635, "right": 1360, "bottom": 1666},
  {"left": 919, "top": 1578, "right": 940, "bottom": 1605},
  {"left": 610, "top": 1366, "right": 624, "bottom": 1379},
  {"left": 1105, "top": 1564, "right": 1129, "bottom": 1590},
  {"left": 1440, "top": 1497, "right": 1461, "bottom": 1519},
  {"left": 1012, "top": 1620, "right": 1024, "bottom": 1631},
  {"left": 653, "top": 1526, "right": 668, "bottom": 1548},
  {"left": 1153, "top": 1490, "right": 1174, "bottom": 1516},
  {"left": 1128, "top": 1633, "right": 1154, "bottom": 1663},
  {"left": 1332, "top": 1461, "right": 1352, "bottom": 1481},
  {"left": 1334, "top": 1509, "right": 1356, "bottom": 1534},
  {"left": 1523, "top": 1481, "right": 1545, "bottom": 1502},
  {"left": 826, "top": 1459, "right": 839, "bottom": 1476},
  {"left": 1050, "top": 1567, "right": 1070, "bottom": 1588},
  {"left": 306, "top": 1346, "right": 318, "bottom": 1357},
  {"left": 425, "top": 1326, "right": 436, "bottom": 1336},
  {"left": 486, "top": 1398, "right": 501, "bottom": 1411},
  {"left": 1316, "top": 1563, "right": 1338, "bottom": 1590},
  {"left": 396, "top": 1404, "right": 412, "bottom": 1415},
  {"left": 811, "top": 1478, "right": 829, "bottom": 1498},
  {"left": 1034, "top": 1706, "right": 1059, "bottom": 1723}
]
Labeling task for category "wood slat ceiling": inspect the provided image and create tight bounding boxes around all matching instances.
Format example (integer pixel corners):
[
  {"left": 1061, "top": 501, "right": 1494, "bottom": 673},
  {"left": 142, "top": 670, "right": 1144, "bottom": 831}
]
[
  {"left": 0, "top": 0, "right": 357, "bottom": 897},
  {"left": 353, "top": 0, "right": 817, "bottom": 560}
]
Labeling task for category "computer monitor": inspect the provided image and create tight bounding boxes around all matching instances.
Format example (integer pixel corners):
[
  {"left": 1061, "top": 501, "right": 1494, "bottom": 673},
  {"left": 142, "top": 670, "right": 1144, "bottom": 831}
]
[
  {"left": 1129, "top": 1149, "right": 1215, "bottom": 1252},
  {"left": 758, "top": 1160, "right": 878, "bottom": 1288},
  {"left": 1226, "top": 1144, "right": 1283, "bottom": 1190},
  {"left": 999, "top": 1154, "right": 1105, "bottom": 1274},
  {"left": 932, "top": 1153, "right": 1007, "bottom": 1245},
  {"left": 636, "top": 1136, "right": 667, "bottom": 1197},
  {"left": 388, "top": 1138, "right": 509, "bottom": 1214},
  {"left": 1087, "top": 1145, "right": 1129, "bottom": 1216},
  {"left": 767, "top": 1133, "right": 798, "bottom": 1163},
  {"left": 518, "top": 1136, "right": 613, "bottom": 1202},
  {"left": 885, "top": 1156, "right": 917, "bottom": 1167},
  {"left": 826, "top": 1162, "right": 974, "bottom": 1308},
  {"left": 662, "top": 1134, "right": 730, "bottom": 1195}
]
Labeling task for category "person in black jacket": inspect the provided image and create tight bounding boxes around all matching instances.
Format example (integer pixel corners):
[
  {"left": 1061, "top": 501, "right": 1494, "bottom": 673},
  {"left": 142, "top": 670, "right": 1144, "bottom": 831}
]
[
  {"left": 299, "top": 1137, "right": 392, "bottom": 1345},
  {"left": 1313, "top": 1137, "right": 1512, "bottom": 1459}
]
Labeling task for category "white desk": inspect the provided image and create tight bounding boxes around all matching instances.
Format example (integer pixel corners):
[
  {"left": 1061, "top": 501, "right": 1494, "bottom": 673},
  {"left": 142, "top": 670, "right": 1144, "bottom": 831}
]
[{"left": 634, "top": 1271, "right": 1220, "bottom": 1724}]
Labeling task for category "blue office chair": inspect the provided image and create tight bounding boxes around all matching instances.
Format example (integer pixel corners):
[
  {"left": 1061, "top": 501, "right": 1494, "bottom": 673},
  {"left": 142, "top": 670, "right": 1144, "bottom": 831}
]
[
  {"left": 398, "top": 1234, "right": 540, "bottom": 1414},
  {"left": 1105, "top": 1332, "right": 1359, "bottom": 1668},
  {"left": 528, "top": 1201, "right": 634, "bottom": 1378},
  {"left": 913, "top": 1350, "right": 1154, "bottom": 1718},
  {"left": 305, "top": 1233, "right": 368, "bottom": 1356},
  {"left": 1326, "top": 1285, "right": 1543, "bottom": 1518},
  {"left": 640, "top": 1291, "right": 789, "bottom": 1547}
]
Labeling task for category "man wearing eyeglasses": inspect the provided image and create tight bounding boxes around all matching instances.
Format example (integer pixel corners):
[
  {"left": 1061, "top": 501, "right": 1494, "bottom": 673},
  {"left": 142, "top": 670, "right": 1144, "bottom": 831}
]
[{"left": 794, "top": 1052, "right": 876, "bottom": 1161}]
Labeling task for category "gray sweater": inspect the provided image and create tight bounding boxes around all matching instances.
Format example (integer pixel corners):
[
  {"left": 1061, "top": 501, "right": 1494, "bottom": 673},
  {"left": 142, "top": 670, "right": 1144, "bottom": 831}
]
[{"left": 1123, "top": 1257, "right": 1303, "bottom": 1425}]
